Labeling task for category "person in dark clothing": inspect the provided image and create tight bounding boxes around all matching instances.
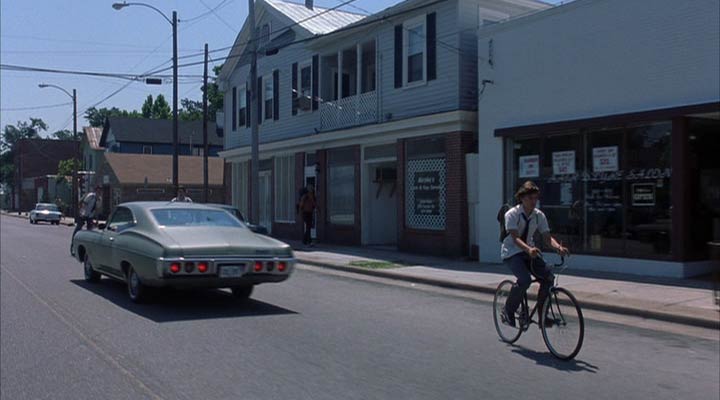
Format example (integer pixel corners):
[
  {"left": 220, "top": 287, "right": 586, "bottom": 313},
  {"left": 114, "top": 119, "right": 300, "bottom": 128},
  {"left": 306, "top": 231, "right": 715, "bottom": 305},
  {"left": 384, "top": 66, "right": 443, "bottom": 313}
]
[{"left": 298, "top": 185, "right": 317, "bottom": 246}]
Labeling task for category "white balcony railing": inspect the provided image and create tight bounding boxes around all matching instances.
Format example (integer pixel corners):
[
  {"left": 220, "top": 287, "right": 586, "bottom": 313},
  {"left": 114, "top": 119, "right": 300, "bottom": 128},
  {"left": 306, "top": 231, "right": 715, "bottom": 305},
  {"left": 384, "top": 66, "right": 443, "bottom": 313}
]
[{"left": 319, "top": 91, "right": 378, "bottom": 131}]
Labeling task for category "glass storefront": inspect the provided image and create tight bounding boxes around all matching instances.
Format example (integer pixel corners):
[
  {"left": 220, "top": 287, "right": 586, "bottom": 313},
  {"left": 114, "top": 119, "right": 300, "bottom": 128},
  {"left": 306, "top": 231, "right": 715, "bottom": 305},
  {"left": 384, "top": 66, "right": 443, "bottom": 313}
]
[{"left": 507, "top": 121, "right": 673, "bottom": 259}]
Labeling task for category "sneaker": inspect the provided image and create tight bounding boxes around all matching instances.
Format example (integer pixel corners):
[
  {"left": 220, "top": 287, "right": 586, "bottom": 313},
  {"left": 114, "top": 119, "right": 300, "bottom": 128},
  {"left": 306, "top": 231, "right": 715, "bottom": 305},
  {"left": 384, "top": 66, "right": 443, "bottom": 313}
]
[{"left": 500, "top": 308, "right": 516, "bottom": 328}]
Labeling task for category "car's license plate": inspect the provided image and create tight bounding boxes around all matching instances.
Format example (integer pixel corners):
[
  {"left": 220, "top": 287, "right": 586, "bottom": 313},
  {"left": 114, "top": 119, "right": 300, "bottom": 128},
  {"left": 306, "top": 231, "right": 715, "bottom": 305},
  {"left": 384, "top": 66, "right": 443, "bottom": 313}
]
[{"left": 219, "top": 265, "right": 243, "bottom": 278}]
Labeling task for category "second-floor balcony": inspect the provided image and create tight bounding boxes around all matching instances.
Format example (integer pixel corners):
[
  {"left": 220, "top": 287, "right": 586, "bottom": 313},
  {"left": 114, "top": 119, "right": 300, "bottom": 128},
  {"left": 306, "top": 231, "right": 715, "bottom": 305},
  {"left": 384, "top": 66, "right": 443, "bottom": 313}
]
[
  {"left": 320, "top": 90, "right": 377, "bottom": 131},
  {"left": 319, "top": 40, "right": 378, "bottom": 131}
]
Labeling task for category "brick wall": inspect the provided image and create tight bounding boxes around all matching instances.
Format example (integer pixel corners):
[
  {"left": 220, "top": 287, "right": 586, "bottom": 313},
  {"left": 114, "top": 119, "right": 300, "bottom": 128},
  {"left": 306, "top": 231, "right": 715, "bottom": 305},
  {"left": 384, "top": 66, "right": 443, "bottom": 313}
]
[{"left": 398, "top": 132, "right": 475, "bottom": 257}]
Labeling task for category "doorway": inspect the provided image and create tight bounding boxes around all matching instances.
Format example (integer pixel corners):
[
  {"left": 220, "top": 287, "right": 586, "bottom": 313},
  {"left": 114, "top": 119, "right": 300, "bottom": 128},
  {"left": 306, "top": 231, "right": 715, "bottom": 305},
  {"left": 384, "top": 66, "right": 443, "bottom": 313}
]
[
  {"left": 363, "top": 160, "right": 398, "bottom": 246},
  {"left": 304, "top": 163, "right": 317, "bottom": 240},
  {"left": 688, "top": 117, "right": 720, "bottom": 259}
]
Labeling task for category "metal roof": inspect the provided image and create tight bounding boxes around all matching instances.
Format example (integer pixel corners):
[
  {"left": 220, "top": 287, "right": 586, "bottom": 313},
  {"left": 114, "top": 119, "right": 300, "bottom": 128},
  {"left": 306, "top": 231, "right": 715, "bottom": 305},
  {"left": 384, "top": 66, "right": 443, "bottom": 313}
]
[
  {"left": 83, "top": 126, "right": 104, "bottom": 150},
  {"left": 103, "top": 153, "right": 225, "bottom": 186},
  {"left": 264, "top": 0, "right": 366, "bottom": 35},
  {"left": 100, "top": 117, "right": 222, "bottom": 147}
]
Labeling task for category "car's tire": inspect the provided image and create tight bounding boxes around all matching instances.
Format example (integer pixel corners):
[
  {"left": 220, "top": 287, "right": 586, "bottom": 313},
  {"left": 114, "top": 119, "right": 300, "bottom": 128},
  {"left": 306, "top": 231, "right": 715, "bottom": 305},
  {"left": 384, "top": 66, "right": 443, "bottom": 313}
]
[
  {"left": 127, "top": 265, "right": 150, "bottom": 304},
  {"left": 83, "top": 255, "right": 101, "bottom": 283},
  {"left": 29, "top": 217, "right": 35, "bottom": 224},
  {"left": 231, "top": 285, "right": 254, "bottom": 301}
]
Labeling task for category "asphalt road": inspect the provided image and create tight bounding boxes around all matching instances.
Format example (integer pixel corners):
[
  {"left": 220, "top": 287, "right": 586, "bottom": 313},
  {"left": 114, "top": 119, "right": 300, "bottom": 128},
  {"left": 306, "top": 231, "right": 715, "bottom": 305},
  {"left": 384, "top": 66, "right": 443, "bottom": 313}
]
[{"left": 2, "top": 215, "right": 719, "bottom": 400}]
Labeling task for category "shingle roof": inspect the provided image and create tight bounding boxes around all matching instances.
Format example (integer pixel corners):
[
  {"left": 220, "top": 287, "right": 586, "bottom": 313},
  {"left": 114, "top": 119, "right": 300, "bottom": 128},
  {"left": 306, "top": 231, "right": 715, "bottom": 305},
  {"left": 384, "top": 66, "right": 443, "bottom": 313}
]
[
  {"left": 104, "top": 153, "right": 225, "bottom": 186},
  {"left": 100, "top": 117, "right": 222, "bottom": 147},
  {"left": 83, "top": 126, "right": 104, "bottom": 150},
  {"left": 264, "top": 0, "right": 366, "bottom": 35}
]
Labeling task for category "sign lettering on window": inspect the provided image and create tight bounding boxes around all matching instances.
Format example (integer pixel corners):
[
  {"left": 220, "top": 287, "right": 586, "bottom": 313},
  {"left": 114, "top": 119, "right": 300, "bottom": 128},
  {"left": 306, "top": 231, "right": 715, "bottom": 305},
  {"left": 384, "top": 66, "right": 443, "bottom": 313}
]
[
  {"left": 552, "top": 151, "right": 575, "bottom": 175},
  {"left": 592, "top": 146, "right": 618, "bottom": 172},
  {"left": 519, "top": 155, "right": 539, "bottom": 178}
]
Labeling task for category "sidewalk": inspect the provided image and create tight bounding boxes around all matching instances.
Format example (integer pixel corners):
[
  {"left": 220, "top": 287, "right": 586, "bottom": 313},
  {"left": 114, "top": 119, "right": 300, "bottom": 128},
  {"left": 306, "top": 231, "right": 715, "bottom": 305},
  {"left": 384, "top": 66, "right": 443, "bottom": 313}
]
[{"left": 288, "top": 240, "right": 720, "bottom": 330}]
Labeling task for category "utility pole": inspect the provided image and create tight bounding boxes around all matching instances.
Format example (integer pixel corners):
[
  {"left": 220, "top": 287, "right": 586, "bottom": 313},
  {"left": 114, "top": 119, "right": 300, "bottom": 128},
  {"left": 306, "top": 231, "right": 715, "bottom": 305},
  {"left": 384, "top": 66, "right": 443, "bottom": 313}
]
[
  {"left": 248, "top": 0, "right": 260, "bottom": 224},
  {"left": 72, "top": 89, "right": 78, "bottom": 218},
  {"left": 203, "top": 43, "right": 209, "bottom": 203},
  {"left": 172, "top": 10, "right": 179, "bottom": 194}
]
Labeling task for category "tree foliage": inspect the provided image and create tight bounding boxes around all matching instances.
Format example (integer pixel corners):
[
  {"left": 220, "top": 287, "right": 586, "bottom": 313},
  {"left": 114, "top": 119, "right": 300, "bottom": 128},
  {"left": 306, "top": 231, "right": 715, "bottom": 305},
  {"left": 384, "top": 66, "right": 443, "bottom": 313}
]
[
  {"left": 52, "top": 130, "right": 75, "bottom": 140},
  {"left": 85, "top": 107, "right": 141, "bottom": 127},
  {"left": 151, "top": 94, "right": 171, "bottom": 119},
  {"left": 57, "top": 158, "right": 81, "bottom": 182},
  {"left": 141, "top": 95, "right": 154, "bottom": 118}
]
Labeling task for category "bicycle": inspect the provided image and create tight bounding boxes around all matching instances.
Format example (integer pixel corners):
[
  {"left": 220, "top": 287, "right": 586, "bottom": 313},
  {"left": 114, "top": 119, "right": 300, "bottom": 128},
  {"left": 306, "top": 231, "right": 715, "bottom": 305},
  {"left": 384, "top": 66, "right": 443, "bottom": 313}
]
[{"left": 492, "top": 255, "right": 585, "bottom": 360}]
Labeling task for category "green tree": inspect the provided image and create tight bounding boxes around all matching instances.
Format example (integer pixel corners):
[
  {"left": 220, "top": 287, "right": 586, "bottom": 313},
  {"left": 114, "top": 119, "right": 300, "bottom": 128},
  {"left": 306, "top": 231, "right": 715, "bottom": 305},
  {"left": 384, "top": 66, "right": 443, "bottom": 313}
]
[
  {"left": 152, "top": 94, "right": 171, "bottom": 119},
  {"left": 56, "top": 158, "right": 81, "bottom": 183},
  {"left": 179, "top": 99, "right": 203, "bottom": 121},
  {"left": 141, "top": 95, "right": 154, "bottom": 118},
  {"left": 178, "top": 64, "right": 225, "bottom": 122},
  {"left": 52, "top": 130, "right": 75, "bottom": 140},
  {"left": 84, "top": 107, "right": 141, "bottom": 127}
]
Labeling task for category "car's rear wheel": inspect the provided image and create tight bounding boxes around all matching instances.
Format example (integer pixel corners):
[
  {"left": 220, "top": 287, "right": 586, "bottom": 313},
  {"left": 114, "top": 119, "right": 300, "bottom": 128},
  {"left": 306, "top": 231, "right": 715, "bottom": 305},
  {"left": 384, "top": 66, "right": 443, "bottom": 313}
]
[
  {"left": 231, "top": 285, "right": 254, "bottom": 301},
  {"left": 83, "top": 256, "right": 101, "bottom": 283},
  {"left": 127, "top": 265, "right": 150, "bottom": 303}
]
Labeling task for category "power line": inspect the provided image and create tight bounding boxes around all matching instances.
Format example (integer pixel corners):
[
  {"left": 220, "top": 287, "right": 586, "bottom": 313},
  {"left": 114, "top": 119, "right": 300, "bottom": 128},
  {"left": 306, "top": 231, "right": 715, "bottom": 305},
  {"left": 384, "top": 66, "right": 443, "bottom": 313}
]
[
  {"left": 181, "top": 0, "right": 233, "bottom": 23},
  {"left": 198, "top": 0, "right": 238, "bottom": 33},
  {"left": 1, "top": 102, "right": 72, "bottom": 112},
  {"left": 0, "top": 64, "right": 204, "bottom": 80},
  {"left": 0, "top": 34, "right": 203, "bottom": 52}
]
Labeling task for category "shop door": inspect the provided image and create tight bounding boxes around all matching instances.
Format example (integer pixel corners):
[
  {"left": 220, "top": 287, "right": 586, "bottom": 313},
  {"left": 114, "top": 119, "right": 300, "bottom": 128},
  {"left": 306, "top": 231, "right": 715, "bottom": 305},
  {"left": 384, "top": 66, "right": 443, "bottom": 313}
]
[
  {"left": 304, "top": 165, "right": 317, "bottom": 239},
  {"left": 364, "top": 162, "right": 397, "bottom": 246},
  {"left": 689, "top": 118, "right": 720, "bottom": 259}
]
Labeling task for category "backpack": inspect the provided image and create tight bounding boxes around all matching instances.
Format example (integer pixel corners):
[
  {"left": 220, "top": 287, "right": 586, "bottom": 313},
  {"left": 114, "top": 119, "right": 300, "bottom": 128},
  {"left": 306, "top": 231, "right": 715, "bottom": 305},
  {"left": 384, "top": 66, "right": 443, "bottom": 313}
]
[{"left": 497, "top": 203, "right": 511, "bottom": 243}]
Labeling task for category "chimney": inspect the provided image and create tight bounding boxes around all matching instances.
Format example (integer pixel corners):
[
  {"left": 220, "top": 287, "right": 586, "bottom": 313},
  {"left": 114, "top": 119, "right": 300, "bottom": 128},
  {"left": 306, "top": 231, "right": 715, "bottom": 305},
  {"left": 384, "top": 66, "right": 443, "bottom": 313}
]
[{"left": 305, "top": 0, "right": 313, "bottom": 10}]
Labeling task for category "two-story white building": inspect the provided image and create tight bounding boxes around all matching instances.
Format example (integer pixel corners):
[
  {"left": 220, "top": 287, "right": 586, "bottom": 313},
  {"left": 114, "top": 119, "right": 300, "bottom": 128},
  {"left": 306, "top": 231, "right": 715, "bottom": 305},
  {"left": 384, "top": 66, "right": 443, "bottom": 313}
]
[{"left": 219, "top": 0, "right": 549, "bottom": 256}]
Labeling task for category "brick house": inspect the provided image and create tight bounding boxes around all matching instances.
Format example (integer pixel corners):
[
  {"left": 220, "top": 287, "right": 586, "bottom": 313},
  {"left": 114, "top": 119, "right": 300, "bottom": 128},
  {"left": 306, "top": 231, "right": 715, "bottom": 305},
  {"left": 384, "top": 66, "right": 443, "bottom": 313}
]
[
  {"left": 96, "top": 153, "right": 226, "bottom": 218},
  {"left": 13, "top": 138, "right": 78, "bottom": 211}
]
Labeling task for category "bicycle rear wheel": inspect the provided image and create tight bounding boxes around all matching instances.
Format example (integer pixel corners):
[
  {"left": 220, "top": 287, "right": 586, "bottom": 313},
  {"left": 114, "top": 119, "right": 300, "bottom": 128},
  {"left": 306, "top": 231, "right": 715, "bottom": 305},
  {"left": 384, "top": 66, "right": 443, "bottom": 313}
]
[
  {"left": 493, "top": 280, "right": 523, "bottom": 344},
  {"left": 541, "top": 287, "right": 584, "bottom": 360}
]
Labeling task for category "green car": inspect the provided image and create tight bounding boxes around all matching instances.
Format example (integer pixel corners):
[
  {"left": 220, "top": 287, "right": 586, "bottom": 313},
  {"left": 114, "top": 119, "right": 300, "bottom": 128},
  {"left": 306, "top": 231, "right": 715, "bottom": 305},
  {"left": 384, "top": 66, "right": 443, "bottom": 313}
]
[{"left": 71, "top": 202, "right": 295, "bottom": 303}]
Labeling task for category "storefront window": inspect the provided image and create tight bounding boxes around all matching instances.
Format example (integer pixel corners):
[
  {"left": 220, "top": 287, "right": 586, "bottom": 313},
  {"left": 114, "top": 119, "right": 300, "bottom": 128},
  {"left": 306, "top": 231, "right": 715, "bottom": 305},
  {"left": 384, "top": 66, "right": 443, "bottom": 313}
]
[
  {"left": 625, "top": 122, "right": 672, "bottom": 256},
  {"left": 542, "top": 134, "right": 584, "bottom": 251},
  {"left": 406, "top": 137, "right": 446, "bottom": 230},
  {"left": 585, "top": 128, "right": 625, "bottom": 255},
  {"left": 506, "top": 121, "right": 674, "bottom": 260},
  {"left": 328, "top": 148, "right": 355, "bottom": 225}
]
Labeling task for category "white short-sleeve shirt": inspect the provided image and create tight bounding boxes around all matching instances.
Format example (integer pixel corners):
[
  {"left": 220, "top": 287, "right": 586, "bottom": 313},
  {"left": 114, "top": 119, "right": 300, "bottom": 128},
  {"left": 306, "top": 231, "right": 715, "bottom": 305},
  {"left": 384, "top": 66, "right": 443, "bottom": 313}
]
[{"left": 501, "top": 205, "right": 550, "bottom": 260}]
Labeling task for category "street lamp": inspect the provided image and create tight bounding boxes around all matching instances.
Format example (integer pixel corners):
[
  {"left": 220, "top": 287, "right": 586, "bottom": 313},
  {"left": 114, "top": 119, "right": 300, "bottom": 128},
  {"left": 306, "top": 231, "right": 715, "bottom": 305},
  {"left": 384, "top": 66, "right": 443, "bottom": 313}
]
[
  {"left": 112, "top": 2, "right": 179, "bottom": 193},
  {"left": 38, "top": 83, "right": 78, "bottom": 218}
]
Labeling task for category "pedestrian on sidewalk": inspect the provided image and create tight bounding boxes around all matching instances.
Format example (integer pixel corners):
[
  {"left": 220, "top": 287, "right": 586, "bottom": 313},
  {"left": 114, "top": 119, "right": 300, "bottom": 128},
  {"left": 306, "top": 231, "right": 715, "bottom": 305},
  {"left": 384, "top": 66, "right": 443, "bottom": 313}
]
[
  {"left": 71, "top": 186, "right": 102, "bottom": 255},
  {"left": 299, "top": 184, "right": 317, "bottom": 246},
  {"left": 171, "top": 186, "right": 193, "bottom": 203},
  {"left": 500, "top": 181, "right": 569, "bottom": 328}
]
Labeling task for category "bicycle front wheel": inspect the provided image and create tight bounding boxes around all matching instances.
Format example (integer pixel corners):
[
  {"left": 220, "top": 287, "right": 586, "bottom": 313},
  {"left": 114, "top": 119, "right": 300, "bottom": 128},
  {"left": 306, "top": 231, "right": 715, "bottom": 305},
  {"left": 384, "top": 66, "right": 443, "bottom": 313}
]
[
  {"left": 541, "top": 287, "right": 584, "bottom": 360},
  {"left": 493, "top": 280, "right": 523, "bottom": 344}
]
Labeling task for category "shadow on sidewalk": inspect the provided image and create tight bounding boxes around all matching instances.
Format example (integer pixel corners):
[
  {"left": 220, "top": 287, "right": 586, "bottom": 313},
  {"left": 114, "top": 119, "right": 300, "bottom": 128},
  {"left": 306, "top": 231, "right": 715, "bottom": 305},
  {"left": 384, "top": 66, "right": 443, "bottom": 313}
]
[
  {"left": 289, "top": 240, "right": 717, "bottom": 291},
  {"left": 71, "top": 279, "right": 298, "bottom": 323},
  {"left": 509, "top": 345, "right": 600, "bottom": 373}
]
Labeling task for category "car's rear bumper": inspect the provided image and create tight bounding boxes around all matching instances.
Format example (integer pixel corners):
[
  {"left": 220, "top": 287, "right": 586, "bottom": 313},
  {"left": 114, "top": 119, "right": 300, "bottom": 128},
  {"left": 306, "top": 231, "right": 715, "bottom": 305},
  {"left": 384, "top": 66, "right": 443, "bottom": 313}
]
[{"left": 142, "top": 273, "right": 290, "bottom": 288}]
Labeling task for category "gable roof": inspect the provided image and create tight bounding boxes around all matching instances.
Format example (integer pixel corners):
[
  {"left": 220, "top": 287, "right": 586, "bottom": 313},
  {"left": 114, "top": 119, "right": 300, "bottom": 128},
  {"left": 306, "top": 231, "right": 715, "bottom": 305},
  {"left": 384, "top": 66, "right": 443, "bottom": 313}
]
[
  {"left": 103, "top": 153, "right": 225, "bottom": 186},
  {"left": 219, "top": 0, "right": 365, "bottom": 82},
  {"left": 100, "top": 117, "right": 222, "bottom": 147},
  {"left": 265, "top": 0, "right": 365, "bottom": 35},
  {"left": 83, "top": 126, "right": 104, "bottom": 150}
]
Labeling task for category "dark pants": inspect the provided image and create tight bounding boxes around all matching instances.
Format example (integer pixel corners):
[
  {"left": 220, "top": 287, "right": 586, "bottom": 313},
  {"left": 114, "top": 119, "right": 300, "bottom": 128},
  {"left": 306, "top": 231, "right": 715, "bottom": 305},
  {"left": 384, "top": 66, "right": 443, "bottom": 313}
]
[
  {"left": 302, "top": 212, "right": 314, "bottom": 245},
  {"left": 71, "top": 217, "right": 94, "bottom": 253},
  {"left": 504, "top": 252, "right": 555, "bottom": 317}
]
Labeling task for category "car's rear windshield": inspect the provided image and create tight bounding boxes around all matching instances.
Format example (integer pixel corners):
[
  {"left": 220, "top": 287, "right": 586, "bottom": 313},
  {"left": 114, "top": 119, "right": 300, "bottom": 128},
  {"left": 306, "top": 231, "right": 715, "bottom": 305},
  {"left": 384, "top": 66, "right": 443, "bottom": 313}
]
[
  {"left": 37, "top": 204, "right": 58, "bottom": 211},
  {"left": 151, "top": 208, "right": 244, "bottom": 228}
]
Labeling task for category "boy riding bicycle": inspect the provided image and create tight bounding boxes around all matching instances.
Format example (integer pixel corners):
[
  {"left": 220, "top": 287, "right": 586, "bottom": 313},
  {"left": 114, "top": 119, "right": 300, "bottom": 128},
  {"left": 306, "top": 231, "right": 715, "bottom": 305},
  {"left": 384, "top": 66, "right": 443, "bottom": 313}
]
[{"left": 501, "top": 181, "right": 570, "bottom": 328}]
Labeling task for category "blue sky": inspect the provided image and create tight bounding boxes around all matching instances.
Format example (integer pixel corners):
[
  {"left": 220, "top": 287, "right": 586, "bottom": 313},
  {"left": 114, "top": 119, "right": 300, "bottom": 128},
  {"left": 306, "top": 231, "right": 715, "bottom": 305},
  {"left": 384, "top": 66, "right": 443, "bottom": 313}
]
[{"left": 1, "top": 0, "right": 561, "bottom": 136}]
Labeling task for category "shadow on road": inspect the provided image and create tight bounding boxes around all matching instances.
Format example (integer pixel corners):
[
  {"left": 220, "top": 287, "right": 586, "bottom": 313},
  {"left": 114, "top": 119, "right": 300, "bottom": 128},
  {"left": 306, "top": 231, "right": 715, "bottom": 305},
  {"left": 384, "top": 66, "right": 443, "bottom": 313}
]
[
  {"left": 508, "top": 345, "right": 600, "bottom": 373},
  {"left": 71, "top": 279, "right": 298, "bottom": 323}
]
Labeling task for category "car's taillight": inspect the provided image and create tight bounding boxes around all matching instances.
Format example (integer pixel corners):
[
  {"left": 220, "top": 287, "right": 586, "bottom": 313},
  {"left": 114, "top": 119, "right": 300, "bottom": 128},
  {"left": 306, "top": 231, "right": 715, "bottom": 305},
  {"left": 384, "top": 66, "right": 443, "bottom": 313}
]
[
  {"left": 184, "top": 262, "right": 195, "bottom": 273},
  {"left": 197, "top": 262, "right": 208, "bottom": 273},
  {"left": 254, "top": 261, "right": 263, "bottom": 272},
  {"left": 266, "top": 261, "right": 275, "bottom": 271},
  {"left": 278, "top": 262, "right": 287, "bottom": 272},
  {"left": 170, "top": 263, "right": 181, "bottom": 273}
]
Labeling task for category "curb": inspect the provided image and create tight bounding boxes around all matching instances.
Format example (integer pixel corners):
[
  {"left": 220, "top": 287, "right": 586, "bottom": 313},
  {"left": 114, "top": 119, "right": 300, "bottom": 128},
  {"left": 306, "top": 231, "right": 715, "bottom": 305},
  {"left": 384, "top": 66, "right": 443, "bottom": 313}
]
[{"left": 298, "top": 258, "right": 720, "bottom": 330}]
